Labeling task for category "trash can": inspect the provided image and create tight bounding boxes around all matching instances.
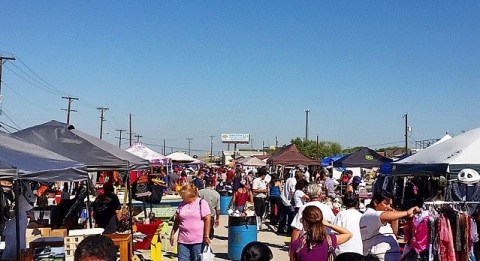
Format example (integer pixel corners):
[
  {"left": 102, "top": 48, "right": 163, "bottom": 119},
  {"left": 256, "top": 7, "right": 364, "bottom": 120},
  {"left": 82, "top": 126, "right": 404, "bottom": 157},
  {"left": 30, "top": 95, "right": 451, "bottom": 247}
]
[
  {"left": 220, "top": 195, "right": 232, "bottom": 215},
  {"left": 228, "top": 216, "right": 257, "bottom": 260}
]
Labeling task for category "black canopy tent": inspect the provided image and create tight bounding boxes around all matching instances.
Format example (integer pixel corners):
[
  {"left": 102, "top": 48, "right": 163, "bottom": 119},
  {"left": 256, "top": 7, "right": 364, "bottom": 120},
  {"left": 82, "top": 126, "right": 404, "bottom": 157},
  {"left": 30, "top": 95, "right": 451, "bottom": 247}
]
[
  {"left": 0, "top": 130, "right": 87, "bottom": 261},
  {"left": 333, "top": 147, "right": 392, "bottom": 168}
]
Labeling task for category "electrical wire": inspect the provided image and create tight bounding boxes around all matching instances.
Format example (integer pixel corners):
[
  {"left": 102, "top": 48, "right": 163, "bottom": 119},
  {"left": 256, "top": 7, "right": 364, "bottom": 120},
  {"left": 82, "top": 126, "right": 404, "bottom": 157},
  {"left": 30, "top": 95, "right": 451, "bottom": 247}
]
[
  {"left": 1, "top": 111, "right": 21, "bottom": 130},
  {"left": 3, "top": 64, "right": 59, "bottom": 95},
  {"left": 7, "top": 60, "right": 65, "bottom": 95},
  {"left": 366, "top": 140, "right": 404, "bottom": 148},
  {"left": 0, "top": 120, "right": 19, "bottom": 132},
  {"left": 0, "top": 81, "right": 57, "bottom": 112},
  {"left": 15, "top": 56, "right": 71, "bottom": 96}
]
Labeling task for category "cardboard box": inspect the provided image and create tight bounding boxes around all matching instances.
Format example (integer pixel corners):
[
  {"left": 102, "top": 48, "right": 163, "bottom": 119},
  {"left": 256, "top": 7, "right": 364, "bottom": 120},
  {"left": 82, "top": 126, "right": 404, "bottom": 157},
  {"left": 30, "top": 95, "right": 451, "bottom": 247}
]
[
  {"left": 51, "top": 229, "right": 67, "bottom": 237},
  {"left": 25, "top": 228, "right": 51, "bottom": 246}
]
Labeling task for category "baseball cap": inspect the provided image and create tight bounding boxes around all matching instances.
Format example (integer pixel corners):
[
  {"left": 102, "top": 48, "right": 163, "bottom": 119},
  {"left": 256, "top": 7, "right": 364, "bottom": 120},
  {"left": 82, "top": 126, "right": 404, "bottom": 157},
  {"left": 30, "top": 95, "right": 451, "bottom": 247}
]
[{"left": 352, "top": 176, "right": 362, "bottom": 184}]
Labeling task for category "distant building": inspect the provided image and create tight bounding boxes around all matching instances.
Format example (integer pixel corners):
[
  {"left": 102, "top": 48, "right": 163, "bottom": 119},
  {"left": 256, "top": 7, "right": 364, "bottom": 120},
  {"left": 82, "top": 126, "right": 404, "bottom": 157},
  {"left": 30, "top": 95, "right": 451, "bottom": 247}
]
[{"left": 222, "top": 150, "right": 268, "bottom": 166}]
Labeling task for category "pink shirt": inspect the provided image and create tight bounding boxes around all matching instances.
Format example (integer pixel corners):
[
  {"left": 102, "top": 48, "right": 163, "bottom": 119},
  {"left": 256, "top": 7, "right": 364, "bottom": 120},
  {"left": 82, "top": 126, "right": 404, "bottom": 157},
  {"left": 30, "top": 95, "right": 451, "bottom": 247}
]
[
  {"left": 404, "top": 212, "right": 431, "bottom": 253},
  {"left": 176, "top": 197, "right": 211, "bottom": 244}
]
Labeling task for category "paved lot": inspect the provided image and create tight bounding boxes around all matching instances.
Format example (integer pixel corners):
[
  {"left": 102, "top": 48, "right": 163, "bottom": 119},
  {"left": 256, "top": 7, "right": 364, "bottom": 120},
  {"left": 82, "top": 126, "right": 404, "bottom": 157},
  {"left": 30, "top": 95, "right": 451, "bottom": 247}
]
[{"left": 157, "top": 215, "right": 291, "bottom": 261}]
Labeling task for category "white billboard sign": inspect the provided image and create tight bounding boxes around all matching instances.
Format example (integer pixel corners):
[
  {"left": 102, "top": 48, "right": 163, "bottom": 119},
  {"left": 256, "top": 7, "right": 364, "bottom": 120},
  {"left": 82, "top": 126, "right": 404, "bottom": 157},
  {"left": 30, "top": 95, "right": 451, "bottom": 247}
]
[{"left": 221, "top": 134, "right": 250, "bottom": 144}]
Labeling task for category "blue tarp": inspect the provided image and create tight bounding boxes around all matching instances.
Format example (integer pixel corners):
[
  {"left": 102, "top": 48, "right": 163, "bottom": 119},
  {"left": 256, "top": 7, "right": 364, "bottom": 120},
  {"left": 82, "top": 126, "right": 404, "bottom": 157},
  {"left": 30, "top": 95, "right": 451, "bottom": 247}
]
[{"left": 321, "top": 155, "right": 346, "bottom": 167}]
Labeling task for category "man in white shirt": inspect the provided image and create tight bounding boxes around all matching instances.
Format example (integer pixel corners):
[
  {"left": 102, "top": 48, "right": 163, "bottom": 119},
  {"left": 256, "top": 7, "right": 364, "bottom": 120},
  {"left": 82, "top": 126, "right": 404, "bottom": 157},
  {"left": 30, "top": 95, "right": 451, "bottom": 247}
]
[
  {"left": 303, "top": 167, "right": 310, "bottom": 183},
  {"left": 332, "top": 192, "right": 363, "bottom": 255},
  {"left": 290, "top": 183, "right": 335, "bottom": 242},
  {"left": 252, "top": 167, "right": 268, "bottom": 230},
  {"left": 277, "top": 170, "right": 303, "bottom": 235}
]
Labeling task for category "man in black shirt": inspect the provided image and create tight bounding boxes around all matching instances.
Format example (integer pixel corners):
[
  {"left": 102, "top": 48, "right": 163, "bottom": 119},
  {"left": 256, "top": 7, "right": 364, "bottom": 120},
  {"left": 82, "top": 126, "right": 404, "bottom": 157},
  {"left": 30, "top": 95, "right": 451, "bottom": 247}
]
[
  {"left": 92, "top": 183, "right": 121, "bottom": 234},
  {"left": 192, "top": 170, "right": 206, "bottom": 190}
]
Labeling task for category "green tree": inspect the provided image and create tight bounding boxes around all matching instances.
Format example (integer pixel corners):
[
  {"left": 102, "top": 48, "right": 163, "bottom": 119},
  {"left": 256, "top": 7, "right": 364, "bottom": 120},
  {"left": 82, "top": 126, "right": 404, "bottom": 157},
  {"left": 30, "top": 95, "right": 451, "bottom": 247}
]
[
  {"left": 290, "top": 137, "right": 342, "bottom": 160},
  {"left": 342, "top": 146, "right": 365, "bottom": 154}
]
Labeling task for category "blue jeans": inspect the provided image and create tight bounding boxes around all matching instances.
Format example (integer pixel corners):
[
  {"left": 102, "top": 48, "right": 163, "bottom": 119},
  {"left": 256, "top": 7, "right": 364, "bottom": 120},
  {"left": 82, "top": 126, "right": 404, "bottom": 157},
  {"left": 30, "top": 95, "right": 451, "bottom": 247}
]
[{"left": 178, "top": 243, "right": 204, "bottom": 261}]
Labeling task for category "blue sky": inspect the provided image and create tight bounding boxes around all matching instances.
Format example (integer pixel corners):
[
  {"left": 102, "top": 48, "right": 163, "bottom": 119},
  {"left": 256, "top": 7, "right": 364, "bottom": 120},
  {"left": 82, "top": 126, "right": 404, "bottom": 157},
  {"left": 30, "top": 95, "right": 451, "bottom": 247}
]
[{"left": 1, "top": 1, "right": 479, "bottom": 156}]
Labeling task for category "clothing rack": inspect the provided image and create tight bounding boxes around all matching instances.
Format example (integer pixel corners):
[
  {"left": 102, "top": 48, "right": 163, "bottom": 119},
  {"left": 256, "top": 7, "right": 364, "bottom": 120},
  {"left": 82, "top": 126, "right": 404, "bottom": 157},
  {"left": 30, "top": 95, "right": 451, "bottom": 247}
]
[{"left": 424, "top": 201, "right": 480, "bottom": 205}]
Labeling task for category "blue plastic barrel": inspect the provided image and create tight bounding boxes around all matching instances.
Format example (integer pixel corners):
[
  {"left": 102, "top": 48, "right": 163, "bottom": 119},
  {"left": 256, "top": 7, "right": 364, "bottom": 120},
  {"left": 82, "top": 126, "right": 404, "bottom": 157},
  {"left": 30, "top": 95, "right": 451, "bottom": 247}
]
[
  {"left": 228, "top": 216, "right": 257, "bottom": 260},
  {"left": 220, "top": 195, "right": 232, "bottom": 215}
]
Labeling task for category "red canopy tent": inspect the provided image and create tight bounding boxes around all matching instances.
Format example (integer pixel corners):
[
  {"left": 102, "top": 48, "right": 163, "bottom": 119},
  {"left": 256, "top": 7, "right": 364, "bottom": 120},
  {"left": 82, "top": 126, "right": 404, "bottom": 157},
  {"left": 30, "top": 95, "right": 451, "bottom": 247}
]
[{"left": 268, "top": 144, "right": 318, "bottom": 166}]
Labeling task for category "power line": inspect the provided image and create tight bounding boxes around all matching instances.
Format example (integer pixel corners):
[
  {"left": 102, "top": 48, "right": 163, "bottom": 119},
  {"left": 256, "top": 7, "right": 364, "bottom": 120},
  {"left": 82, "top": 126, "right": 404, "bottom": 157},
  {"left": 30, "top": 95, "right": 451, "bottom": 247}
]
[
  {"left": 3, "top": 64, "right": 59, "bottom": 95},
  {"left": 366, "top": 140, "right": 404, "bottom": 148},
  {"left": 6, "top": 61, "right": 63, "bottom": 95},
  {"left": 1, "top": 80, "right": 56, "bottom": 112},
  {"left": 0, "top": 121, "right": 19, "bottom": 132},
  {"left": 1, "top": 110, "right": 21, "bottom": 130},
  {"left": 15, "top": 56, "right": 70, "bottom": 96}
]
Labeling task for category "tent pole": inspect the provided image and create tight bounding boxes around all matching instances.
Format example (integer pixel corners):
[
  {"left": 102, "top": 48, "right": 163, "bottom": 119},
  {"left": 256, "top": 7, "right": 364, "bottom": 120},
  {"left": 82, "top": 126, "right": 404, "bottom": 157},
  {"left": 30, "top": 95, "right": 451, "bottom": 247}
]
[
  {"left": 401, "top": 177, "right": 407, "bottom": 205},
  {"left": 127, "top": 166, "right": 135, "bottom": 248},
  {"left": 86, "top": 177, "right": 93, "bottom": 228},
  {"left": 14, "top": 180, "right": 21, "bottom": 261}
]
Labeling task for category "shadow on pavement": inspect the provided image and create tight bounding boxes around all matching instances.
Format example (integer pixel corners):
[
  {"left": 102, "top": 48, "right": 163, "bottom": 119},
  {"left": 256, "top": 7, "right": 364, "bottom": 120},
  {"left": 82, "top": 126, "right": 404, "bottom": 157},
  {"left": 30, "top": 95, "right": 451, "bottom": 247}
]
[{"left": 214, "top": 235, "right": 228, "bottom": 240}]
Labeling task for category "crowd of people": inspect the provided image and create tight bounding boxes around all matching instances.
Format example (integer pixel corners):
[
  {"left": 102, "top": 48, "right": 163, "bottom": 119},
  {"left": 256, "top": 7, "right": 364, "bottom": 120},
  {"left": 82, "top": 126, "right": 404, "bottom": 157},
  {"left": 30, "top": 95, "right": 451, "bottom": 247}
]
[
  {"left": 153, "top": 163, "right": 423, "bottom": 261},
  {"left": 2, "top": 163, "right": 424, "bottom": 261}
]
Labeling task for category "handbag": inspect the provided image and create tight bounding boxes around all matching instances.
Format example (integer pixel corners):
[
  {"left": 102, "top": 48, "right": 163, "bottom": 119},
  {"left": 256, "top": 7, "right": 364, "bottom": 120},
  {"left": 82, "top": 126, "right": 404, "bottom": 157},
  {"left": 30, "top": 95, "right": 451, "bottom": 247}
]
[
  {"left": 199, "top": 245, "right": 215, "bottom": 261},
  {"left": 326, "top": 234, "right": 336, "bottom": 261},
  {"left": 289, "top": 190, "right": 297, "bottom": 212}
]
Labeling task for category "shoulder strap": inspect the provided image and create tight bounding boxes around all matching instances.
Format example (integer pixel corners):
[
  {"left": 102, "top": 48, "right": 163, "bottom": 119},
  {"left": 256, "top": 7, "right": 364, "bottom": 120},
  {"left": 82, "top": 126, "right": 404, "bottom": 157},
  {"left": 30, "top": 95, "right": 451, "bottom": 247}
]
[
  {"left": 325, "top": 234, "right": 336, "bottom": 260},
  {"left": 199, "top": 198, "right": 203, "bottom": 220}
]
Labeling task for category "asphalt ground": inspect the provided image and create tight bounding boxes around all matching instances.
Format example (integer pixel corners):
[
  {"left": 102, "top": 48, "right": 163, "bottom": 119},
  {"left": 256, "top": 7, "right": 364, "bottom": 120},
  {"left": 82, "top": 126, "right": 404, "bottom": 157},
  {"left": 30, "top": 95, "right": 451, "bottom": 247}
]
[{"left": 140, "top": 214, "right": 291, "bottom": 261}]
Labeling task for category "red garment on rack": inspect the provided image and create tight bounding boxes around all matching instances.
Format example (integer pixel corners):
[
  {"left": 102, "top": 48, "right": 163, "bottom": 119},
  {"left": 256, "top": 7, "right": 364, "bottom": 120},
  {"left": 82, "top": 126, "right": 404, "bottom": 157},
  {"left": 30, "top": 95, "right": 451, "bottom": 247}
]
[{"left": 438, "top": 214, "right": 456, "bottom": 261}]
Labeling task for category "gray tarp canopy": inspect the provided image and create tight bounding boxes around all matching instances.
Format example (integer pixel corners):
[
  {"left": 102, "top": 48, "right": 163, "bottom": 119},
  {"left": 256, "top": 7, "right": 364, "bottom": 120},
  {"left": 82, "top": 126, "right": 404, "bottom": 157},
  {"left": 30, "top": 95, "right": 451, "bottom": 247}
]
[
  {"left": 14, "top": 120, "right": 149, "bottom": 171},
  {"left": 0, "top": 131, "right": 88, "bottom": 261},
  {"left": 0, "top": 130, "right": 87, "bottom": 181}
]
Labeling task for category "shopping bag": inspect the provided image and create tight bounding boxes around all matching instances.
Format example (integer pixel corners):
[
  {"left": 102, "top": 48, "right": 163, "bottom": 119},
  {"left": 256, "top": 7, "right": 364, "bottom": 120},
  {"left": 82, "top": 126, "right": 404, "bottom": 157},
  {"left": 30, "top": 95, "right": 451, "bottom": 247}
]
[{"left": 199, "top": 245, "right": 215, "bottom": 261}]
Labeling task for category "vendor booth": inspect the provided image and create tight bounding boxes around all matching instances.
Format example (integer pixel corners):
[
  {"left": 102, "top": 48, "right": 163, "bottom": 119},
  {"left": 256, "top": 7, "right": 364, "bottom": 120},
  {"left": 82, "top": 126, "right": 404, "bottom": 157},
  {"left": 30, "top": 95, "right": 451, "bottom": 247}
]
[
  {"left": 13, "top": 120, "right": 156, "bottom": 259},
  {"left": 390, "top": 127, "right": 480, "bottom": 208},
  {"left": 0, "top": 130, "right": 87, "bottom": 261}
]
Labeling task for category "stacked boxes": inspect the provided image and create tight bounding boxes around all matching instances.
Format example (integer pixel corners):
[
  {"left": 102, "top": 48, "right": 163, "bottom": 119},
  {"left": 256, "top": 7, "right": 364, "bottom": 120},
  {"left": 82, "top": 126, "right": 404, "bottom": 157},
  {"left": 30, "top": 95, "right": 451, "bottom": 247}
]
[{"left": 64, "top": 235, "right": 85, "bottom": 261}]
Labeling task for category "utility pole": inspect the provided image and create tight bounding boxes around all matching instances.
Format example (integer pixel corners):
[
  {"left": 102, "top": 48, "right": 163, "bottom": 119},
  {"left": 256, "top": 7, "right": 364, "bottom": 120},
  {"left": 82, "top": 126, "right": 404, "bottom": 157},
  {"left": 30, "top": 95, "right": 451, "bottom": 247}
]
[
  {"left": 62, "top": 96, "right": 78, "bottom": 124},
  {"left": 316, "top": 134, "right": 319, "bottom": 159},
  {"left": 263, "top": 141, "right": 265, "bottom": 156},
  {"left": 403, "top": 113, "right": 411, "bottom": 155},
  {"left": 186, "top": 138, "right": 193, "bottom": 156},
  {"left": 250, "top": 138, "right": 254, "bottom": 150},
  {"left": 115, "top": 129, "right": 126, "bottom": 148},
  {"left": 134, "top": 134, "right": 143, "bottom": 143},
  {"left": 97, "top": 107, "right": 108, "bottom": 139},
  {"left": 305, "top": 109, "right": 310, "bottom": 141},
  {"left": 209, "top": 136, "right": 215, "bottom": 162},
  {"left": 163, "top": 139, "right": 166, "bottom": 155},
  {"left": 129, "top": 113, "right": 133, "bottom": 147},
  {"left": 0, "top": 55, "right": 16, "bottom": 114}
]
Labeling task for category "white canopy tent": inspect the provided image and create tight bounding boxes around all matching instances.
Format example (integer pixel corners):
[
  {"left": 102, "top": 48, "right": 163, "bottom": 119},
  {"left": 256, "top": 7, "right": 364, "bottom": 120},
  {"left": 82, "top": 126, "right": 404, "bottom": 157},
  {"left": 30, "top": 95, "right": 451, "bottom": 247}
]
[
  {"left": 166, "top": 152, "right": 196, "bottom": 163},
  {"left": 431, "top": 133, "right": 453, "bottom": 147},
  {"left": 393, "top": 127, "right": 480, "bottom": 175},
  {"left": 126, "top": 143, "right": 169, "bottom": 165},
  {"left": 238, "top": 156, "right": 267, "bottom": 167}
]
